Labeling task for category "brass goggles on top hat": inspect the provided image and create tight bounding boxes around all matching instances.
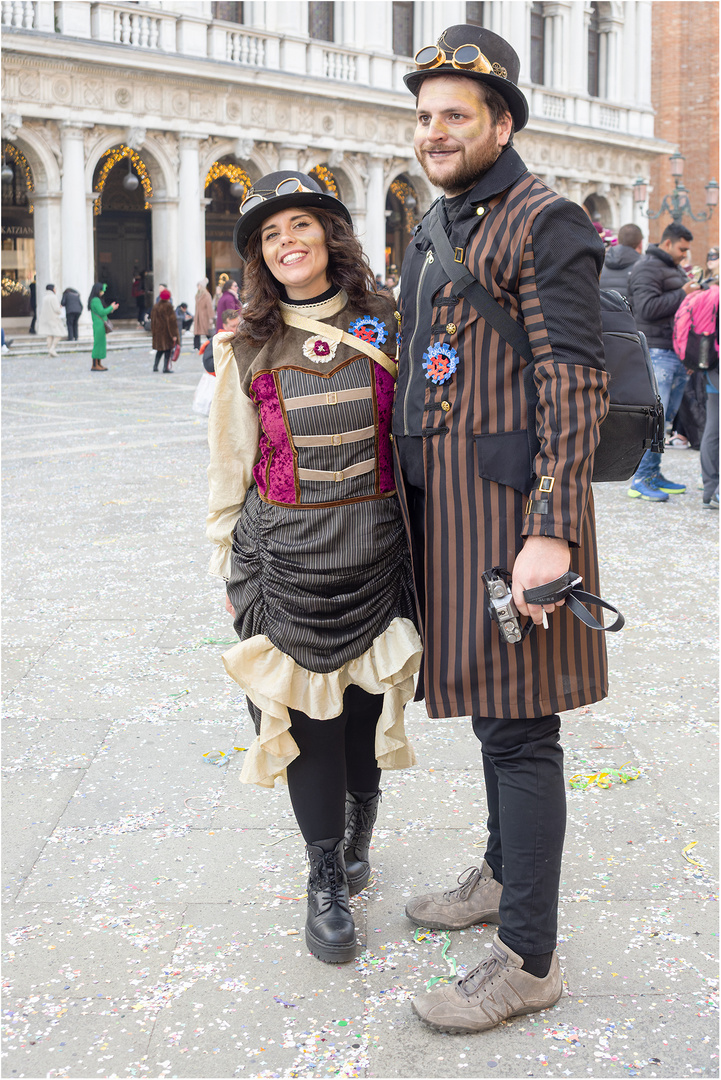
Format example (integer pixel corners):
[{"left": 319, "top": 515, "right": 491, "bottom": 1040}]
[
  {"left": 413, "top": 43, "right": 507, "bottom": 79},
  {"left": 239, "top": 177, "right": 311, "bottom": 215}
]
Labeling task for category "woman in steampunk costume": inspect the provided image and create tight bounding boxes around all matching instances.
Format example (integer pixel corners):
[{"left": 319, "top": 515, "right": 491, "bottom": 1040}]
[{"left": 206, "top": 172, "right": 421, "bottom": 964}]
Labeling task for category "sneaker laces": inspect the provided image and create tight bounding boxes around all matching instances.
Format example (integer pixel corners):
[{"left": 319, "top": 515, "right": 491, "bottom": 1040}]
[
  {"left": 458, "top": 952, "right": 503, "bottom": 996},
  {"left": 443, "top": 865, "right": 483, "bottom": 902}
]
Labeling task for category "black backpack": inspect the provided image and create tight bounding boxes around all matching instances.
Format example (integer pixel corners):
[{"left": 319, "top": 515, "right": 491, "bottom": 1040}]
[{"left": 426, "top": 211, "right": 665, "bottom": 483}]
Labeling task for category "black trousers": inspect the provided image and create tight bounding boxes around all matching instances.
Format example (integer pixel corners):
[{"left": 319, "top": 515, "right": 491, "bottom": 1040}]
[
  {"left": 473, "top": 712, "right": 565, "bottom": 955},
  {"left": 193, "top": 333, "right": 211, "bottom": 351},
  {"left": 66, "top": 313, "right": 79, "bottom": 341},
  {"left": 269, "top": 685, "right": 383, "bottom": 843},
  {"left": 396, "top": 435, "right": 566, "bottom": 955}
]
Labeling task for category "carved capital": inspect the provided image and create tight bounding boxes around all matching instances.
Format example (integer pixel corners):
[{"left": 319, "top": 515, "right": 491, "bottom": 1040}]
[{"left": 328, "top": 149, "right": 345, "bottom": 169}]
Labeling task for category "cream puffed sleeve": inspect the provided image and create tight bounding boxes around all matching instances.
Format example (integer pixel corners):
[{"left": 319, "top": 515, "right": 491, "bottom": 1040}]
[{"left": 206, "top": 333, "right": 261, "bottom": 580}]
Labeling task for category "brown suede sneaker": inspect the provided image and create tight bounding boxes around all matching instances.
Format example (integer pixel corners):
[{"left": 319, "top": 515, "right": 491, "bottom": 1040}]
[
  {"left": 412, "top": 934, "right": 563, "bottom": 1034},
  {"left": 405, "top": 861, "right": 502, "bottom": 930}
]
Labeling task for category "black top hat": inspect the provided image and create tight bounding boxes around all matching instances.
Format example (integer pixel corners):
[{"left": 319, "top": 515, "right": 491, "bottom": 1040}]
[
  {"left": 233, "top": 170, "right": 352, "bottom": 261},
  {"left": 404, "top": 24, "right": 529, "bottom": 133}
]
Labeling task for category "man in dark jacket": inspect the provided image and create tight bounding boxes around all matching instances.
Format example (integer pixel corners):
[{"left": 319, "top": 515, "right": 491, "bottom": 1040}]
[
  {"left": 395, "top": 24, "right": 609, "bottom": 1035},
  {"left": 60, "top": 287, "right": 83, "bottom": 341},
  {"left": 627, "top": 221, "right": 700, "bottom": 500},
  {"left": 599, "top": 223, "right": 643, "bottom": 298}
]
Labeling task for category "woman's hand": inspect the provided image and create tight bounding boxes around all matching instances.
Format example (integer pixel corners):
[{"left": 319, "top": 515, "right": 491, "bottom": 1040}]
[
  {"left": 112, "top": 302, "right": 119, "bottom": 310},
  {"left": 225, "top": 595, "right": 236, "bottom": 618}
]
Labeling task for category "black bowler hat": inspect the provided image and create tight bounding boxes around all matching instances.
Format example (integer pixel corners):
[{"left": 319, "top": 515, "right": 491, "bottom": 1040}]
[
  {"left": 233, "top": 170, "right": 352, "bottom": 261},
  {"left": 404, "top": 24, "right": 529, "bottom": 133}
]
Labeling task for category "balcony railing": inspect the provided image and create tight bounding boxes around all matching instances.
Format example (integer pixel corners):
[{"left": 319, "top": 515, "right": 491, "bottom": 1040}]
[{"left": 2, "top": 1, "right": 654, "bottom": 139}]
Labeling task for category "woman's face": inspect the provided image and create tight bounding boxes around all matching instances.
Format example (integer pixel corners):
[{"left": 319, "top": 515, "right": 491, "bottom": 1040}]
[{"left": 260, "top": 208, "right": 330, "bottom": 300}]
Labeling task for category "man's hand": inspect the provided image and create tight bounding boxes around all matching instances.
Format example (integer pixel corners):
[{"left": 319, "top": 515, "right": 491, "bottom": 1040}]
[
  {"left": 512, "top": 536, "right": 571, "bottom": 626},
  {"left": 225, "top": 595, "right": 236, "bottom": 618},
  {"left": 683, "top": 281, "right": 701, "bottom": 295}
]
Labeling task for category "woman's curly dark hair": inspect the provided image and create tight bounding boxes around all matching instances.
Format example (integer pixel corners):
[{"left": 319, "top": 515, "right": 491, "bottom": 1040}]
[{"left": 238, "top": 208, "right": 385, "bottom": 345}]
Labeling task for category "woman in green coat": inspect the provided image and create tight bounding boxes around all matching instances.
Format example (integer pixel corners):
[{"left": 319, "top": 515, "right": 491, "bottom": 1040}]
[{"left": 88, "top": 282, "right": 118, "bottom": 372}]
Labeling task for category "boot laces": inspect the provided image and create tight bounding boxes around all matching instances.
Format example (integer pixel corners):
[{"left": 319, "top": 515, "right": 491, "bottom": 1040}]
[
  {"left": 310, "top": 850, "right": 350, "bottom": 913},
  {"left": 458, "top": 953, "right": 502, "bottom": 996},
  {"left": 347, "top": 793, "right": 381, "bottom": 847},
  {"left": 443, "top": 865, "right": 482, "bottom": 902}
]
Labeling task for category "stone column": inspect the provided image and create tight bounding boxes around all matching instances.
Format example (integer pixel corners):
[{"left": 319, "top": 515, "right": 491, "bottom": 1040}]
[
  {"left": 277, "top": 143, "right": 302, "bottom": 171},
  {"left": 177, "top": 135, "right": 205, "bottom": 312},
  {"left": 32, "top": 194, "right": 62, "bottom": 303},
  {"left": 152, "top": 197, "right": 179, "bottom": 303},
  {"left": 364, "top": 157, "right": 387, "bottom": 279},
  {"left": 60, "top": 122, "right": 92, "bottom": 328}
]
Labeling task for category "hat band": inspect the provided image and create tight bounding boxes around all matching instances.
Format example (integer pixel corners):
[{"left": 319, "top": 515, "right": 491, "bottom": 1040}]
[{"left": 413, "top": 43, "right": 507, "bottom": 79}]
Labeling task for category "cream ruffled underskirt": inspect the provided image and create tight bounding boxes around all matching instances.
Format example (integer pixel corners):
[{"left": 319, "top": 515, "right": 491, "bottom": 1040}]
[{"left": 221, "top": 616, "right": 422, "bottom": 788}]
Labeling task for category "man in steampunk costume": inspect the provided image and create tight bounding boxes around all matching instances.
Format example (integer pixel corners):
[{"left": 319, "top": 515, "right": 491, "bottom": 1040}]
[{"left": 394, "top": 25, "right": 610, "bottom": 1032}]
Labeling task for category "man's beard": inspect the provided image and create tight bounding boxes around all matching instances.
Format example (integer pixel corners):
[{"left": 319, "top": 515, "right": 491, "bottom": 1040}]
[{"left": 415, "top": 135, "right": 503, "bottom": 196}]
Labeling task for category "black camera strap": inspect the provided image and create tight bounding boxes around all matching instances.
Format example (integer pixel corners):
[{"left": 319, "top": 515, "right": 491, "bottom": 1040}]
[{"left": 523, "top": 571, "right": 625, "bottom": 633}]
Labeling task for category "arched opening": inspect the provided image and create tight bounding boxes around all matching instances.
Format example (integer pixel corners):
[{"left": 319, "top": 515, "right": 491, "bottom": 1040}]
[
  {"left": 583, "top": 192, "right": 612, "bottom": 227},
  {"left": 385, "top": 174, "right": 419, "bottom": 280},
  {"left": 92, "top": 146, "right": 153, "bottom": 318},
  {"left": 204, "top": 157, "right": 251, "bottom": 292},
  {"left": 1, "top": 142, "right": 35, "bottom": 318},
  {"left": 308, "top": 164, "right": 340, "bottom": 196}
]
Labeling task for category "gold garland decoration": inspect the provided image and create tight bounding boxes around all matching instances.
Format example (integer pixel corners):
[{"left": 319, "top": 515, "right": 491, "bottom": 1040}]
[
  {"left": 309, "top": 164, "right": 339, "bottom": 197},
  {"left": 3, "top": 143, "right": 34, "bottom": 212},
  {"left": 94, "top": 146, "right": 153, "bottom": 215},
  {"left": 390, "top": 178, "right": 419, "bottom": 234},
  {"left": 204, "top": 161, "right": 252, "bottom": 194}
]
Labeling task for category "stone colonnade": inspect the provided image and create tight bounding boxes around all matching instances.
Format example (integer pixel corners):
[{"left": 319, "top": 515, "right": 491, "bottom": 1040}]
[{"left": 7, "top": 124, "right": 430, "bottom": 328}]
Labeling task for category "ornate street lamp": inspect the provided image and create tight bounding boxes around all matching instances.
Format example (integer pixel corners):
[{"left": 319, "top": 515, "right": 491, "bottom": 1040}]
[{"left": 634, "top": 152, "right": 718, "bottom": 223}]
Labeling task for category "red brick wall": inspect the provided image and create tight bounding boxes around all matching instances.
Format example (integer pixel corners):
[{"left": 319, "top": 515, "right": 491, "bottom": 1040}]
[{"left": 650, "top": 2, "right": 719, "bottom": 265}]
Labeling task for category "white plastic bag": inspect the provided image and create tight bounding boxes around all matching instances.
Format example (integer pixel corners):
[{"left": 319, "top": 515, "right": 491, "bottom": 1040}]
[{"left": 192, "top": 371, "right": 216, "bottom": 416}]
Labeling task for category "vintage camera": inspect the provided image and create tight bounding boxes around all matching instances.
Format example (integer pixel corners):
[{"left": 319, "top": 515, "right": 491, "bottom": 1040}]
[{"left": 481, "top": 567, "right": 528, "bottom": 644}]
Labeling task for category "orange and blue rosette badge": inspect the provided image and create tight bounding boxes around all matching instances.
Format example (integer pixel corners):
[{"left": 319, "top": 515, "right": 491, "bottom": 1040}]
[
  {"left": 422, "top": 342, "right": 459, "bottom": 384},
  {"left": 349, "top": 316, "right": 388, "bottom": 347}
]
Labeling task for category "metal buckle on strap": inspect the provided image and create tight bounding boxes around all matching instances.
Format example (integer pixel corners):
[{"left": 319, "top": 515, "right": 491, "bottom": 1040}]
[
  {"left": 538, "top": 476, "right": 555, "bottom": 493},
  {"left": 454, "top": 246, "right": 464, "bottom": 263},
  {"left": 330, "top": 433, "right": 342, "bottom": 446},
  {"left": 326, "top": 391, "right": 337, "bottom": 405},
  {"left": 334, "top": 470, "right": 345, "bottom": 482}
]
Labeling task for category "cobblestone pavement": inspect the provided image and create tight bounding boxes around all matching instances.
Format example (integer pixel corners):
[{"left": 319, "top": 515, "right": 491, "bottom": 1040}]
[{"left": 2, "top": 346, "right": 718, "bottom": 1080}]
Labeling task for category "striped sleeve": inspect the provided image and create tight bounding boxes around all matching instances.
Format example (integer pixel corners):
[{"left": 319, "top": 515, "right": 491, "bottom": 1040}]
[
  {"left": 206, "top": 333, "right": 260, "bottom": 579},
  {"left": 519, "top": 201, "right": 610, "bottom": 544}
]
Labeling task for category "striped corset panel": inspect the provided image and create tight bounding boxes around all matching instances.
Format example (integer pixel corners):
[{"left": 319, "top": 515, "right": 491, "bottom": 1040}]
[{"left": 249, "top": 356, "right": 397, "bottom": 507}]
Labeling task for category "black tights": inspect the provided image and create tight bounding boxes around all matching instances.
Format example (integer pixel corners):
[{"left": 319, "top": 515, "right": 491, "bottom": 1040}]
[
  {"left": 286, "top": 685, "right": 383, "bottom": 843},
  {"left": 154, "top": 349, "right": 170, "bottom": 370}
]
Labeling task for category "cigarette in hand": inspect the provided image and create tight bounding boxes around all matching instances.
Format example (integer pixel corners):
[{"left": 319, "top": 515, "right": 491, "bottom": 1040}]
[{"left": 542, "top": 611, "right": 549, "bottom": 630}]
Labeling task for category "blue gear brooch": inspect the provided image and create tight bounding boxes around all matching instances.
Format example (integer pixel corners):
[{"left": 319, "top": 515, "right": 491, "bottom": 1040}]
[{"left": 422, "top": 342, "right": 459, "bottom": 384}]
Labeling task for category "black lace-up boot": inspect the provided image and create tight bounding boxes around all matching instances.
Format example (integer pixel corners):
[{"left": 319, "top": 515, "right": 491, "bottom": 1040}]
[
  {"left": 305, "top": 838, "right": 356, "bottom": 963},
  {"left": 343, "top": 790, "right": 381, "bottom": 896}
]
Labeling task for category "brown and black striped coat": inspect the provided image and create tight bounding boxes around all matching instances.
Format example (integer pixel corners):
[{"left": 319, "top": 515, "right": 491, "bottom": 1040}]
[{"left": 393, "top": 147, "right": 610, "bottom": 720}]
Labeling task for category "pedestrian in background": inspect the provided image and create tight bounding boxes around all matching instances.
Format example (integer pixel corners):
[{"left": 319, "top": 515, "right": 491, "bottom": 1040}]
[
  {"left": 88, "top": 282, "right": 119, "bottom": 372},
  {"left": 213, "top": 272, "right": 229, "bottom": 310},
  {"left": 28, "top": 276, "right": 37, "bottom": 334},
  {"left": 215, "top": 278, "right": 240, "bottom": 331},
  {"left": 599, "top": 223, "right": 644, "bottom": 300},
  {"left": 60, "top": 286, "right": 83, "bottom": 341},
  {"left": 627, "top": 221, "right": 700, "bottom": 501},
  {"left": 193, "top": 277, "right": 214, "bottom": 351},
  {"left": 37, "top": 283, "right": 66, "bottom": 357},
  {"left": 151, "top": 288, "right": 178, "bottom": 373},
  {"left": 132, "top": 274, "right": 146, "bottom": 328}
]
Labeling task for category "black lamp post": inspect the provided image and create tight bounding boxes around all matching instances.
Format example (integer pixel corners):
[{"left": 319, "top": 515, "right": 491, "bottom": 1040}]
[{"left": 633, "top": 152, "right": 718, "bottom": 223}]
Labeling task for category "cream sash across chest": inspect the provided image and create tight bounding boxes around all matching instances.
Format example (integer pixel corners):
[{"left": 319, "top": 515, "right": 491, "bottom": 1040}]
[{"left": 281, "top": 309, "right": 398, "bottom": 381}]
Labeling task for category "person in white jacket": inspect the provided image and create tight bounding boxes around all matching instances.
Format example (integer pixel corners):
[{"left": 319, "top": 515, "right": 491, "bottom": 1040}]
[{"left": 37, "top": 284, "right": 67, "bottom": 357}]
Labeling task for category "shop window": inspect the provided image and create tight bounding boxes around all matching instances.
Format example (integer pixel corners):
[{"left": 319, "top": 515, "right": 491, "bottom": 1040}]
[
  {"left": 530, "top": 3, "right": 546, "bottom": 85},
  {"left": 392, "top": 2, "right": 414, "bottom": 57},
  {"left": 309, "top": 1, "right": 334, "bottom": 41}
]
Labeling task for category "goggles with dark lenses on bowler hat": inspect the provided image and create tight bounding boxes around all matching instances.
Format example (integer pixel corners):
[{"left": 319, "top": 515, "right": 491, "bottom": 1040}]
[
  {"left": 414, "top": 42, "right": 505, "bottom": 77},
  {"left": 239, "top": 177, "right": 311, "bottom": 215}
]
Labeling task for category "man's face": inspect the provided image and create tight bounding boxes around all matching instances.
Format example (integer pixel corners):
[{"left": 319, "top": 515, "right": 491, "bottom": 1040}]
[
  {"left": 664, "top": 238, "right": 691, "bottom": 265},
  {"left": 414, "top": 76, "right": 512, "bottom": 197}
]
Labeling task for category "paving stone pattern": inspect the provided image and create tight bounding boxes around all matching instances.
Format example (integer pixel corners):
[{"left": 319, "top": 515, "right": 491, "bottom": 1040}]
[{"left": 2, "top": 346, "right": 718, "bottom": 1079}]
